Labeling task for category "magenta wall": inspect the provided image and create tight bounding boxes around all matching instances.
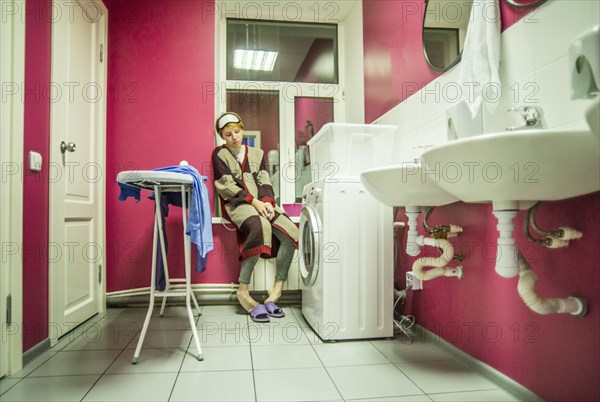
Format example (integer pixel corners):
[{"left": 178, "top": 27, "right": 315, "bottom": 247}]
[
  {"left": 363, "top": 2, "right": 600, "bottom": 401},
  {"left": 294, "top": 97, "right": 333, "bottom": 146},
  {"left": 294, "top": 39, "right": 336, "bottom": 83},
  {"left": 363, "top": 0, "right": 439, "bottom": 123},
  {"left": 104, "top": 0, "right": 242, "bottom": 291},
  {"left": 363, "top": 0, "right": 536, "bottom": 123},
  {"left": 22, "top": 0, "right": 51, "bottom": 351}
]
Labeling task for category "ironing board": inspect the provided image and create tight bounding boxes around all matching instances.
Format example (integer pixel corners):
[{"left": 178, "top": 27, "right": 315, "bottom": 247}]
[{"left": 117, "top": 170, "right": 203, "bottom": 363}]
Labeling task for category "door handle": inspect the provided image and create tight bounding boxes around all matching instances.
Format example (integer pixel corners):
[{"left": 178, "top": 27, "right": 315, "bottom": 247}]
[{"left": 60, "top": 141, "right": 77, "bottom": 153}]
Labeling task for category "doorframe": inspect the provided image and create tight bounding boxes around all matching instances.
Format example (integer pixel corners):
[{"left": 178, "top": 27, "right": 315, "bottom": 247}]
[
  {"left": 48, "top": 0, "right": 108, "bottom": 344},
  {"left": 0, "top": 0, "right": 25, "bottom": 376}
]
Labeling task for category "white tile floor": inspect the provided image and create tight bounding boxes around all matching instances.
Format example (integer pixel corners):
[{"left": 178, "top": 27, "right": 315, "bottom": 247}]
[{"left": 0, "top": 305, "right": 521, "bottom": 402}]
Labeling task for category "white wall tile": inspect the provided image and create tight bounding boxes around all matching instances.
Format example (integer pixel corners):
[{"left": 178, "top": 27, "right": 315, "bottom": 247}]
[
  {"left": 535, "top": 56, "right": 596, "bottom": 127},
  {"left": 397, "top": 95, "right": 422, "bottom": 135},
  {"left": 555, "top": 118, "right": 591, "bottom": 131},
  {"left": 532, "top": 0, "right": 598, "bottom": 70},
  {"left": 499, "top": 18, "right": 535, "bottom": 84}
]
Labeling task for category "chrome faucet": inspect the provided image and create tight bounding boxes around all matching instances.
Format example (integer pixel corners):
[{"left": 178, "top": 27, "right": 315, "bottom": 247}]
[{"left": 506, "top": 106, "right": 546, "bottom": 131}]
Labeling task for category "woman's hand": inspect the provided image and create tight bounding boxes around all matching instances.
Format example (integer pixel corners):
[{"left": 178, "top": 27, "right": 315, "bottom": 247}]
[
  {"left": 264, "top": 202, "right": 275, "bottom": 221},
  {"left": 252, "top": 199, "right": 274, "bottom": 220}
]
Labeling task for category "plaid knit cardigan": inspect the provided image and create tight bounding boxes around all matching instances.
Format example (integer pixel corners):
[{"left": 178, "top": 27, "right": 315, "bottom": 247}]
[{"left": 212, "top": 145, "right": 299, "bottom": 261}]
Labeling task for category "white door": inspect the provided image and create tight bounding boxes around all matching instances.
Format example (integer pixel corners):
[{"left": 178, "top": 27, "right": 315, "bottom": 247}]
[
  {"left": 49, "top": 0, "right": 107, "bottom": 344},
  {"left": 1, "top": 0, "right": 25, "bottom": 377}
]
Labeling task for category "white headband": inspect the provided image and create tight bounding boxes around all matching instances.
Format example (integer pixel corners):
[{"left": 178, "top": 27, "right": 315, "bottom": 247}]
[{"left": 217, "top": 113, "right": 241, "bottom": 131}]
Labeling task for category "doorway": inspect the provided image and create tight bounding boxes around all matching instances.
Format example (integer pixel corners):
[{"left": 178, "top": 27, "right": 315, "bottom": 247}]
[{"left": 48, "top": 0, "right": 108, "bottom": 345}]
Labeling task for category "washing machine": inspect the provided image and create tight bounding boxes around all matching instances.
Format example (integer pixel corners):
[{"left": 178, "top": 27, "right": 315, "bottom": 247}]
[{"left": 299, "top": 178, "right": 394, "bottom": 341}]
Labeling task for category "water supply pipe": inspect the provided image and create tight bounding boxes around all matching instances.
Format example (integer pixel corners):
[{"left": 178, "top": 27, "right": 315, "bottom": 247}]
[
  {"left": 411, "top": 236, "right": 463, "bottom": 281},
  {"left": 525, "top": 202, "right": 583, "bottom": 248},
  {"left": 517, "top": 253, "right": 587, "bottom": 317}
]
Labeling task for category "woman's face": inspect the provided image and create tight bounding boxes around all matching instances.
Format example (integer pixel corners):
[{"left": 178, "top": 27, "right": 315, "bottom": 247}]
[{"left": 221, "top": 124, "right": 243, "bottom": 150}]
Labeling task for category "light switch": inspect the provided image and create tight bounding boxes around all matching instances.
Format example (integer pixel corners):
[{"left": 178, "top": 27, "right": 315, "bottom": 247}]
[{"left": 29, "top": 151, "right": 42, "bottom": 172}]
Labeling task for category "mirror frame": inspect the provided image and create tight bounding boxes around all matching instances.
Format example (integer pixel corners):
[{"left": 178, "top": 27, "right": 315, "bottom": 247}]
[
  {"left": 505, "top": 0, "right": 549, "bottom": 8},
  {"left": 422, "top": 0, "right": 468, "bottom": 73}
]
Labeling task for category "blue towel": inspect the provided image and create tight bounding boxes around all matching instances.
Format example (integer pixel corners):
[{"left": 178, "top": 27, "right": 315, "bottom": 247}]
[
  {"left": 117, "top": 165, "right": 214, "bottom": 274},
  {"left": 118, "top": 182, "right": 141, "bottom": 202},
  {"left": 153, "top": 165, "right": 214, "bottom": 273}
]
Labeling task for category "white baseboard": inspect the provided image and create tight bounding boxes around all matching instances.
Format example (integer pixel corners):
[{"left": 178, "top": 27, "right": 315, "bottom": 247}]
[{"left": 106, "top": 284, "right": 301, "bottom": 307}]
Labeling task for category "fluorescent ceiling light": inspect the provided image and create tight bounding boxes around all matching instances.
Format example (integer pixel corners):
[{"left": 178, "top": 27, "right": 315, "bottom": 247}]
[{"left": 233, "top": 49, "right": 278, "bottom": 71}]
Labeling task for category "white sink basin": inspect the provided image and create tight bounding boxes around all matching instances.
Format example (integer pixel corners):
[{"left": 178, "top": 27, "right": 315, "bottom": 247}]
[
  {"left": 420, "top": 128, "right": 600, "bottom": 208},
  {"left": 360, "top": 163, "right": 459, "bottom": 208},
  {"left": 586, "top": 98, "right": 599, "bottom": 140}
]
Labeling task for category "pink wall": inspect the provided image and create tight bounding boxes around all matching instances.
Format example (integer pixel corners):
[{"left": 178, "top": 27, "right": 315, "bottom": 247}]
[
  {"left": 294, "top": 97, "right": 333, "bottom": 146},
  {"left": 363, "top": 2, "right": 599, "bottom": 401},
  {"left": 363, "top": 0, "right": 439, "bottom": 123},
  {"left": 294, "top": 38, "right": 336, "bottom": 83},
  {"left": 22, "top": 0, "right": 51, "bottom": 351},
  {"left": 104, "top": 0, "right": 243, "bottom": 291}
]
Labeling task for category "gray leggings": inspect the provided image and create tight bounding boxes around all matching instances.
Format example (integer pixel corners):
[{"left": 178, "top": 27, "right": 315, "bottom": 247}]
[{"left": 239, "top": 228, "right": 296, "bottom": 285}]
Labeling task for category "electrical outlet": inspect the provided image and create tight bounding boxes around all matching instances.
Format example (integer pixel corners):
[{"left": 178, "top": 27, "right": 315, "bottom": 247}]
[{"left": 406, "top": 271, "right": 422, "bottom": 291}]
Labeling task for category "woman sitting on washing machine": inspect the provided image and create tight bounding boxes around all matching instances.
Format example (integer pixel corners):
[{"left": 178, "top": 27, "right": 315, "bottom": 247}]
[{"left": 211, "top": 112, "right": 299, "bottom": 323}]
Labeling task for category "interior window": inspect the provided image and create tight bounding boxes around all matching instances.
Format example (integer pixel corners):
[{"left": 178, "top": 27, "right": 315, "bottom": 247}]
[
  {"left": 226, "top": 19, "right": 338, "bottom": 84},
  {"left": 217, "top": 16, "right": 342, "bottom": 212}
]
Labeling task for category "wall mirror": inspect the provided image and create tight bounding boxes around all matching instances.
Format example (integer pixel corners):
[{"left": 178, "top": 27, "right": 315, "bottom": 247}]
[
  {"left": 422, "top": 0, "right": 473, "bottom": 72},
  {"left": 504, "top": 0, "right": 549, "bottom": 8}
]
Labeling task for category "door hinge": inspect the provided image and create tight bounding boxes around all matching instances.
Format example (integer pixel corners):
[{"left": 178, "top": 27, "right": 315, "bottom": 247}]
[
  {"left": 100, "top": 43, "right": 103, "bottom": 63},
  {"left": 98, "top": 265, "right": 102, "bottom": 285},
  {"left": 6, "top": 295, "right": 12, "bottom": 324}
]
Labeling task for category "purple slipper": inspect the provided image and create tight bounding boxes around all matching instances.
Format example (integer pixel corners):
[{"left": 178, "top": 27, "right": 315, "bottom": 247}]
[
  {"left": 264, "top": 301, "right": 285, "bottom": 318},
  {"left": 250, "top": 304, "right": 270, "bottom": 323}
]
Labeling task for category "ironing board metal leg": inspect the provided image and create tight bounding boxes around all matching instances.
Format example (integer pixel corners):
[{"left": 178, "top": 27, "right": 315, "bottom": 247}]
[
  {"left": 191, "top": 290, "right": 202, "bottom": 316},
  {"left": 182, "top": 186, "right": 203, "bottom": 360},
  {"left": 159, "top": 297, "right": 167, "bottom": 317},
  {"left": 133, "top": 186, "right": 163, "bottom": 364}
]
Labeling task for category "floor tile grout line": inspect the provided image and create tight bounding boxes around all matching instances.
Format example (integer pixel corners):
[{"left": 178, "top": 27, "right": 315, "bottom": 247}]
[
  {"left": 291, "top": 307, "right": 431, "bottom": 401},
  {"left": 246, "top": 324, "right": 259, "bottom": 402},
  {"left": 167, "top": 318, "right": 198, "bottom": 402},
  {"left": 77, "top": 313, "right": 145, "bottom": 401},
  {"left": 7, "top": 307, "right": 521, "bottom": 401},
  {"left": 20, "top": 312, "right": 117, "bottom": 379},
  {"left": 0, "top": 376, "right": 26, "bottom": 396},
  {"left": 79, "top": 306, "right": 195, "bottom": 401},
  {"left": 369, "top": 339, "right": 505, "bottom": 397},
  {"left": 295, "top": 309, "right": 345, "bottom": 401},
  {"left": 77, "top": 342, "right": 132, "bottom": 402},
  {"left": 98, "top": 306, "right": 200, "bottom": 402}
]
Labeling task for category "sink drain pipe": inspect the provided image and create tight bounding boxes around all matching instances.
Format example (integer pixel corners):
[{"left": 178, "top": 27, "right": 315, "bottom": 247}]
[
  {"left": 411, "top": 236, "right": 463, "bottom": 281},
  {"left": 517, "top": 252, "right": 587, "bottom": 316}
]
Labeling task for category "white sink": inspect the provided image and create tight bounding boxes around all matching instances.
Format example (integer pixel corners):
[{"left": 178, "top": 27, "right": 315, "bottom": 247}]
[
  {"left": 586, "top": 98, "right": 599, "bottom": 140},
  {"left": 360, "top": 163, "right": 459, "bottom": 208},
  {"left": 420, "top": 128, "right": 600, "bottom": 209}
]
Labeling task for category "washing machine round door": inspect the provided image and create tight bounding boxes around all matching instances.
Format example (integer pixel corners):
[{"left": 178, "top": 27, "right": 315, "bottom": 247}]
[{"left": 299, "top": 205, "right": 322, "bottom": 287}]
